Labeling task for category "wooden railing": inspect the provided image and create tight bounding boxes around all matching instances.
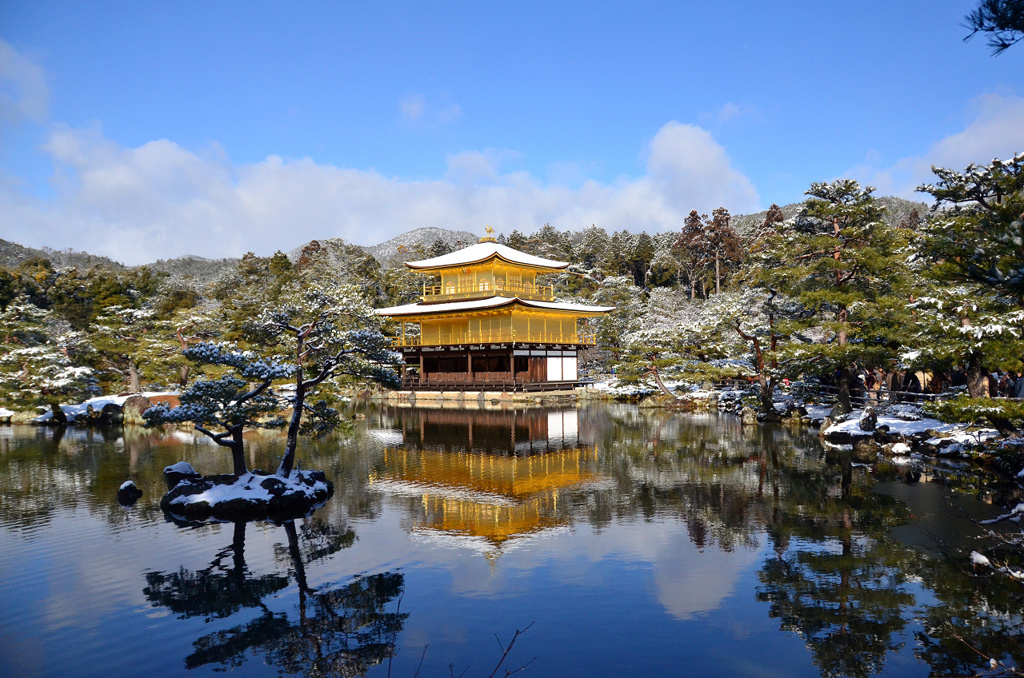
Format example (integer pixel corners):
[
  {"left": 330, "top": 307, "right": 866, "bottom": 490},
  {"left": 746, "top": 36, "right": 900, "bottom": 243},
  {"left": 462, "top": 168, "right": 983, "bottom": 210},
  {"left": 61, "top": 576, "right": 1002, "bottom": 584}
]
[
  {"left": 422, "top": 280, "right": 554, "bottom": 302},
  {"left": 389, "top": 331, "right": 596, "bottom": 347},
  {"left": 401, "top": 373, "right": 580, "bottom": 391}
]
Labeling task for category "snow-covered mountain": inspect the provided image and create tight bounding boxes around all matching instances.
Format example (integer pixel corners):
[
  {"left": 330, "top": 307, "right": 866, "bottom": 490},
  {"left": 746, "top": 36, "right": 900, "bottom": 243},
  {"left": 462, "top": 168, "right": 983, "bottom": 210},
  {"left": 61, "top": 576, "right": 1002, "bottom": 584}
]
[
  {"left": 0, "top": 239, "right": 125, "bottom": 270},
  {"left": 363, "top": 227, "right": 478, "bottom": 264},
  {"left": 0, "top": 196, "right": 932, "bottom": 274},
  {"left": 730, "top": 195, "right": 930, "bottom": 234}
]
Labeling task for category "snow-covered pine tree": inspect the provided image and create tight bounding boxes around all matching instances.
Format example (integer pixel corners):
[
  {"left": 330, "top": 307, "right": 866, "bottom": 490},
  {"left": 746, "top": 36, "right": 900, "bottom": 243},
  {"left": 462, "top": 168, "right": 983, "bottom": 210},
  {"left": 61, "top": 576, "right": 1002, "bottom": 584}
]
[
  {"left": 751, "top": 180, "right": 912, "bottom": 412},
  {"left": 0, "top": 296, "right": 97, "bottom": 407},
  {"left": 143, "top": 342, "right": 293, "bottom": 475},
  {"left": 913, "top": 153, "right": 1024, "bottom": 395},
  {"left": 247, "top": 283, "right": 401, "bottom": 477}
]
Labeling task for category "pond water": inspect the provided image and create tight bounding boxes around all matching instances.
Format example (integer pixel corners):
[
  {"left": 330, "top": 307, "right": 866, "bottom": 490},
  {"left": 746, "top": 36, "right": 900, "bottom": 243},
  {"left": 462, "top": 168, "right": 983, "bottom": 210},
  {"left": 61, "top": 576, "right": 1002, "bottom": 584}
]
[{"left": 2, "top": 403, "right": 1023, "bottom": 677}]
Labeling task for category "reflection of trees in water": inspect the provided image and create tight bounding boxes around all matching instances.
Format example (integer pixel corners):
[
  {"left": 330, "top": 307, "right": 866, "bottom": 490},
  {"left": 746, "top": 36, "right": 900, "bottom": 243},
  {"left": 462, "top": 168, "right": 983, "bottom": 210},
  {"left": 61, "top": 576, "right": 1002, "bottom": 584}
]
[
  {"left": 0, "top": 425, "right": 165, "bottom": 530},
  {"left": 144, "top": 521, "right": 289, "bottom": 620},
  {"left": 581, "top": 412, "right": 826, "bottom": 552},
  {"left": 590, "top": 408, "right": 926, "bottom": 676},
  {"left": 755, "top": 444, "right": 920, "bottom": 678},
  {"left": 757, "top": 527, "right": 915, "bottom": 677},
  {"left": 913, "top": 552, "right": 1024, "bottom": 676},
  {"left": 142, "top": 518, "right": 406, "bottom": 675}
]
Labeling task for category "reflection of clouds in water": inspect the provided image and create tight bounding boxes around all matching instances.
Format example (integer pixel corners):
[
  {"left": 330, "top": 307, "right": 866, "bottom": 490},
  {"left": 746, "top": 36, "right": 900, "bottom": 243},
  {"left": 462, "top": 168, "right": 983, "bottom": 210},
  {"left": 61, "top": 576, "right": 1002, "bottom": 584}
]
[
  {"left": 653, "top": 535, "right": 762, "bottom": 621},
  {"left": 312, "top": 506, "right": 765, "bottom": 609},
  {"left": 533, "top": 519, "right": 763, "bottom": 620},
  {"left": 366, "top": 428, "right": 404, "bottom": 446},
  {"left": 409, "top": 524, "right": 571, "bottom": 558}
]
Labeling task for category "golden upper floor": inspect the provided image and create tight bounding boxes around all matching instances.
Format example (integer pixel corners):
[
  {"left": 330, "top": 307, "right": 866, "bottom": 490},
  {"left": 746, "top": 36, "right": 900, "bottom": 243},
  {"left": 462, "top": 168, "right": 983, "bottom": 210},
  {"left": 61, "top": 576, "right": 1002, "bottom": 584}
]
[{"left": 405, "top": 241, "right": 568, "bottom": 304}]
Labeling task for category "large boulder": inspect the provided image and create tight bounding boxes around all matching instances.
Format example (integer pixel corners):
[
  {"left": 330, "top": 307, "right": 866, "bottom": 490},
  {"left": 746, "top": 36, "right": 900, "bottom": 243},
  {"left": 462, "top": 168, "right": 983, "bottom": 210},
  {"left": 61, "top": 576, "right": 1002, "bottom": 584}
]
[
  {"left": 818, "top": 417, "right": 834, "bottom": 439},
  {"left": 85, "top": 402, "right": 123, "bottom": 426},
  {"left": 122, "top": 395, "right": 153, "bottom": 425}
]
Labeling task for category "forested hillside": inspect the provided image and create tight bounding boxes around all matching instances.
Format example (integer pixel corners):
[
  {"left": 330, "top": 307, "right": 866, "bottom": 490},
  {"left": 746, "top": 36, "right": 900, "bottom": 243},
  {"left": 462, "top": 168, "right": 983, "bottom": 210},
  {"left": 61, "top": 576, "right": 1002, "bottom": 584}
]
[{"left": 0, "top": 156, "right": 1020, "bottom": 423}]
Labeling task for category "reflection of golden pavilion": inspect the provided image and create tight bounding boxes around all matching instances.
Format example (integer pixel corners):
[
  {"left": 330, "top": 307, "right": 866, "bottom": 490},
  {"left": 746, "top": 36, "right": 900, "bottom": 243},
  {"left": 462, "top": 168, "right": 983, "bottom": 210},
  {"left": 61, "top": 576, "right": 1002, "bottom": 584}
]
[
  {"left": 369, "top": 407, "right": 601, "bottom": 551},
  {"left": 396, "top": 407, "right": 582, "bottom": 455}
]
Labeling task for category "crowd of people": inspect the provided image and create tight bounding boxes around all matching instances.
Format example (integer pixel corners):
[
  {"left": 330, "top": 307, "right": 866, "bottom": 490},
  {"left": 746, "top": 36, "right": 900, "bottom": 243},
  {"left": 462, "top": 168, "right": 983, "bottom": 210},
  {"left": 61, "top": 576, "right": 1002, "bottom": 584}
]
[{"left": 838, "top": 366, "right": 1024, "bottom": 404}]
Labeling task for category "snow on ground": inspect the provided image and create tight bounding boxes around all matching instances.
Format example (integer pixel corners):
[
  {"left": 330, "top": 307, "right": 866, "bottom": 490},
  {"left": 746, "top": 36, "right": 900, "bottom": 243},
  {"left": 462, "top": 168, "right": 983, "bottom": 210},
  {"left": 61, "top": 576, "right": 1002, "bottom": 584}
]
[
  {"left": 824, "top": 407, "right": 1000, "bottom": 444},
  {"left": 590, "top": 378, "right": 655, "bottom": 398},
  {"left": 31, "top": 392, "right": 178, "bottom": 423},
  {"left": 805, "top": 405, "right": 833, "bottom": 421},
  {"left": 0, "top": 407, "right": 15, "bottom": 418}
]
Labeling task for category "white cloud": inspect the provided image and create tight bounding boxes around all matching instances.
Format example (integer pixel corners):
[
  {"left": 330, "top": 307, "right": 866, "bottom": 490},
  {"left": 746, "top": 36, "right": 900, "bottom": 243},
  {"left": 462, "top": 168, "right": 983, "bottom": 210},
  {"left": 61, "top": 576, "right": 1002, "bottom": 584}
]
[
  {"left": 0, "top": 38, "right": 49, "bottom": 129},
  {"left": 0, "top": 120, "right": 760, "bottom": 265},
  {"left": 399, "top": 95, "right": 425, "bottom": 122},
  {"left": 645, "top": 122, "right": 760, "bottom": 215},
  {"left": 698, "top": 102, "right": 761, "bottom": 126},
  {"left": 846, "top": 93, "right": 1024, "bottom": 198},
  {"left": 438, "top": 102, "right": 462, "bottom": 124},
  {"left": 399, "top": 95, "right": 462, "bottom": 126}
]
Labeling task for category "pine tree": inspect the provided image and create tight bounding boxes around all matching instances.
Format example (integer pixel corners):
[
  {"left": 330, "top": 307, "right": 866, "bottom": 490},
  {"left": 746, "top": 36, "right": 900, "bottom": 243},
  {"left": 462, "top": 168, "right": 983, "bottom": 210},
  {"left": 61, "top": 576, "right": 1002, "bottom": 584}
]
[
  {"left": 673, "top": 211, "right": 710, "bottom": 298},
  {"left": 964, "top": 0, "right": 1024, "bottom": 54},
  {"left": 753, "top": 180, "right": 911, "bottom": 412},
  {"left": 917, "top": 152, "right": 1024, "bottom": 304},
  {"left": 705, "top": 207, "right": 744, "bottom": 295},
  {"left": 247, "top": 283, "right": 401, "bottom": 477},
  {"left": 0, "top": 297, "right": 96, "bottom": 407},
  {"left": 143, "top": 342, "right": 293, "bottom": 475},
  {"left": 913, "top": 153, "right": 1024, "bottom": 395}
]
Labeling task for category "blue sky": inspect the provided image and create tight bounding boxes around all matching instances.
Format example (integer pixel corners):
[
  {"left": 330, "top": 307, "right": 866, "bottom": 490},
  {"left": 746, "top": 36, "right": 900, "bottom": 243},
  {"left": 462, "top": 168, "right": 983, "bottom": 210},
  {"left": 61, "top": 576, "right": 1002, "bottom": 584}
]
[{"left": 1, "top": 1, "right": 1022, "bottom": 264}]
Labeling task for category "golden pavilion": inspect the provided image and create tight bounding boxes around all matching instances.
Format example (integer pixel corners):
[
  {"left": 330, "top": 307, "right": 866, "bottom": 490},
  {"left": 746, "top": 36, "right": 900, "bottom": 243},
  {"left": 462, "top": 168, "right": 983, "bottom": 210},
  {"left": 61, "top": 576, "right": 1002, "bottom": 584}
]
[{"left": 376, "top": 232, "right": 614, "bottom": 391}]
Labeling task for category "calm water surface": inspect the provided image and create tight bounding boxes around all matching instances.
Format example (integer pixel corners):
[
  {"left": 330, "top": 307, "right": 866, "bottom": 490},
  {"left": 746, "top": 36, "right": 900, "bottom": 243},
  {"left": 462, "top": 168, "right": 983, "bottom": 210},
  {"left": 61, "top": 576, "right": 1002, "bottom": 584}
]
[{"left": 1, "top": 403, "right": 1022, "bottom": 677}]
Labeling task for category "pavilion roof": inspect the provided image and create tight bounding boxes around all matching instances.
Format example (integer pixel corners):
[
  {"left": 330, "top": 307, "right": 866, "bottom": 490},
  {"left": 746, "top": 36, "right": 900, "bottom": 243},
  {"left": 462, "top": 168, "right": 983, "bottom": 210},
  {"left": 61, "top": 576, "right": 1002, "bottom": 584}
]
[
  {"left": 404, "top": 242, "right": 570, "bottom": 271},
  {"left": 375, "top": 296, "right": 613, "bottom": 318}
]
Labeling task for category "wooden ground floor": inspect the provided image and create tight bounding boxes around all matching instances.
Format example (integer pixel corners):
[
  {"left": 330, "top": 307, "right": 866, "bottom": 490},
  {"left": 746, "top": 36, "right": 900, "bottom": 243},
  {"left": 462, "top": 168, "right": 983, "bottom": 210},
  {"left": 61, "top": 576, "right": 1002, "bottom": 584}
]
[{"left": 397, "top": 342, "right": 584, "bottom": 392}]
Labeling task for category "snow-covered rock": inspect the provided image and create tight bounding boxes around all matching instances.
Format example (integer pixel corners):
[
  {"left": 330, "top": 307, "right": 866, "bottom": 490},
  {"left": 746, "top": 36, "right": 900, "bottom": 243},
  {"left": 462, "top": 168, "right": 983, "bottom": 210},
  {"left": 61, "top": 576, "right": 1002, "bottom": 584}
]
[
  {"left": 161, "top": 469, "right": 333, "bottom": 522},
  {"left": 164, "top": 461, "right": 201, "bottom": 490},
  {"left": 31, "top": 392, "right": 179, "bottom": 424},
  {"left": 117, "top": 480, "right": 143, "bottom": 506}
]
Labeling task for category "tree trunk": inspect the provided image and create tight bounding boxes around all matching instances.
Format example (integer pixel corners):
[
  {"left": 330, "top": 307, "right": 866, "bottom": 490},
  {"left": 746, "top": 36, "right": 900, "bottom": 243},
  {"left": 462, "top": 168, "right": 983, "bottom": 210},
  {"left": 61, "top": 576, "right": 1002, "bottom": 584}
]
[
  {"left": 758, "top": 374, "right": 780, "bottom": 419},
  {"left": 278, "top": 367, "right": 305, "bottom": 478},
  {"left": 178, "top": 364, "right": 190, "bottom": 388},
  {"left": 228, "top": 425, "right": 247, "bottom": 475},
  {"left": 966, "top": 353, "right": 988, "bottom": 398},
  {"left": 715, "top": 251, "right": 721, "bottom": 295},
  {"left": 128, "top": 359, "right": 141, "bottom": 393},
  {"left": 836, "top": 366, "right": 853, "bottom": 414}
]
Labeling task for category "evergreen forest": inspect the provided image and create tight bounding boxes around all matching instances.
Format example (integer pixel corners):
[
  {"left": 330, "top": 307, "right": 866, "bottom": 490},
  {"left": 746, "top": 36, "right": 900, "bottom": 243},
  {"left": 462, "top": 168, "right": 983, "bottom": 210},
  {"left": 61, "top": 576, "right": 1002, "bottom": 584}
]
[{"left": 2, "top": 155, "right": 1022, "bottom": 427}]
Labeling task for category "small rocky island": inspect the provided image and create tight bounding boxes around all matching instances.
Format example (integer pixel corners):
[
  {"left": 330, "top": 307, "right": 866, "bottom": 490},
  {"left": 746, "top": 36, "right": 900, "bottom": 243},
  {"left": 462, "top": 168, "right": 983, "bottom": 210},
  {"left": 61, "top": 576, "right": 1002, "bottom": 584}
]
[{"left": 161, "top": 461, "right": 333, "bottom": 522}]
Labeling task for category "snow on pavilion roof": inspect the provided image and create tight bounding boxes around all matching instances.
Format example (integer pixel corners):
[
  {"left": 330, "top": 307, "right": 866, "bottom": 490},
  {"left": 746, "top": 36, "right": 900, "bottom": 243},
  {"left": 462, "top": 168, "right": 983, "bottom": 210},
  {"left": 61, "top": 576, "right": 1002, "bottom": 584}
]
[
  {"left": 404, "top": 242, "right": 570, "bottom": 271},
  {"left": 376, "top": 296, "right": 614, "bottom": 318}
]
